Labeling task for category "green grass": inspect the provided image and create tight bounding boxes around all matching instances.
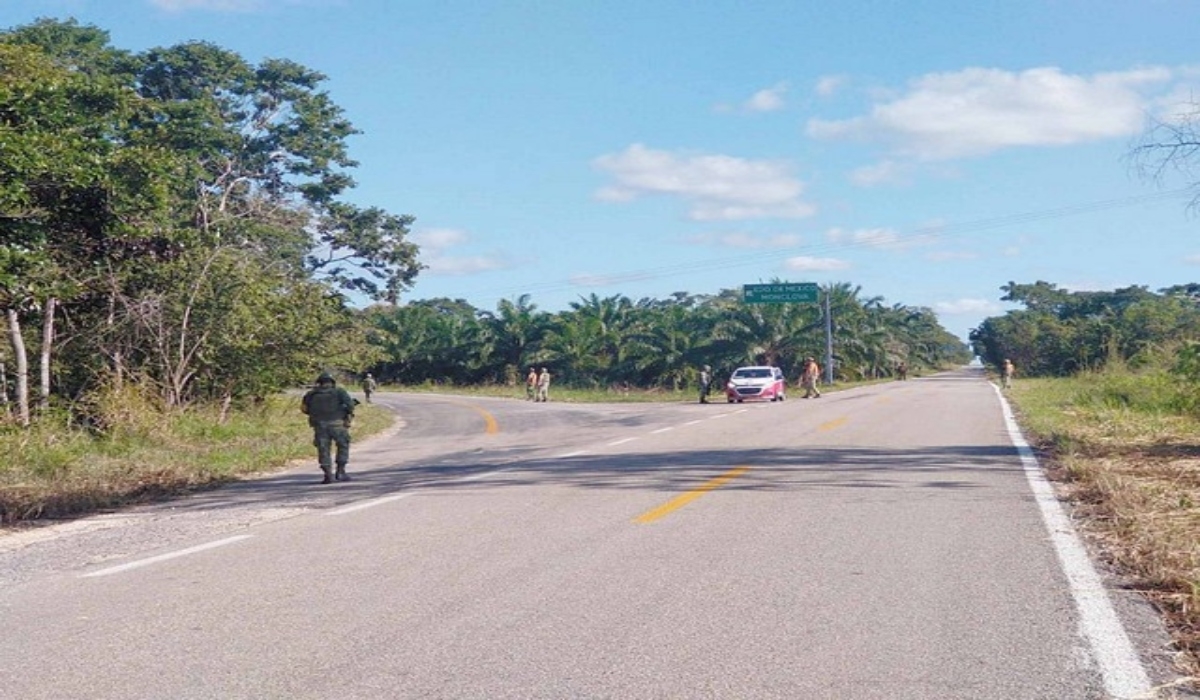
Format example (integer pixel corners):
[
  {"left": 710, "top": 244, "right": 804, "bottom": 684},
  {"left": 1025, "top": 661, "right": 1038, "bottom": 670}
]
[{"left": 1005, "top": 368, "right": 1200, "bottom": 684}]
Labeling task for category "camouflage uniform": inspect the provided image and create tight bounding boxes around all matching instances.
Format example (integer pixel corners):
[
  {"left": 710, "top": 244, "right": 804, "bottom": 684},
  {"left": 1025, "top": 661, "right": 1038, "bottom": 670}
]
[
  {"left": 525, "top": 367, "right": 538, "bottom": 401},
  {"left": 361, "top": 373, "right": 377, "bottom": 403},
  {"left": 301, "top": 372, "right": 356, "bottom": 484},
  {"left": 698, "top": 365, "right": 712, "bottom": 404},
  {"left": 800, "top": 357, "right": 822, "bottom": 398}
]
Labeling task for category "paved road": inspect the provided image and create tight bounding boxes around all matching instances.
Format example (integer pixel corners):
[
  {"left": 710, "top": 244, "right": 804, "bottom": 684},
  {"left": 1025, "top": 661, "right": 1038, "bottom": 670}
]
[{"left": 0, "top": 368, "right": 1188, "bottom": 698}]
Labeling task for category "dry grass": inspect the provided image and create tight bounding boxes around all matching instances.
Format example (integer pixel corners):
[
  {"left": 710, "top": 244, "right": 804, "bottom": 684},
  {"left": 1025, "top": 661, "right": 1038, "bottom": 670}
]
[
  {"left": 0, "top": 394, "right": 395, "bottom": 524},
  {"left": 1007, "top": 376, "right": 1200, "bottom": 687}
]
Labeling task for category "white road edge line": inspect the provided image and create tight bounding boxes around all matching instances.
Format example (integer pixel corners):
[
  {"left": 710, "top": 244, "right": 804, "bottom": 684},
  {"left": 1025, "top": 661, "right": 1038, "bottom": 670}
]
[
  {"left": 560, "top": 450, "right": 587, "bottom": 458},
  {"left": 327, "top": 492, "right": 416, "bottom": 516},
  {"left": 82, "top": 535, "right": 252, "bottom": 578},
  {"left": 607, "top": 437, "right": 637, "bottom": 446},
  {"left": 651, "top": 427, "right": 674, "bottom": 434},
  {"left": 997, "top": 385, "right": 1152, "bottom": 699}
]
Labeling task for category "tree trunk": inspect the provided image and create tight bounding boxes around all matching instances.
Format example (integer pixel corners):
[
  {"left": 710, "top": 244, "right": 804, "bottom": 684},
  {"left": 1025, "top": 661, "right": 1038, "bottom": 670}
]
[
  {"left": 0, "top": 360, "right": 8, "bottom": 414},
  {"left": 6, "top": 308, "right": 30, "bottom": 427},
  {"left": 218, "top": 391, "right": 233, "bottom": 425},
  {"left": 38, "top": 296, "right": 56, "bottom": 411}
]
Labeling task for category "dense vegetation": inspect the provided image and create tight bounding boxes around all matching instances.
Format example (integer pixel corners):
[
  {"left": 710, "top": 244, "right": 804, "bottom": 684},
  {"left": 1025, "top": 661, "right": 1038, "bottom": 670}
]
[
  {"left": 970, "top": 280, "right": 1200, "bottom": 381},
  {"left": 361, "top": 286, "right": 970, "bottom": 391},
  {"left": 1, "top": 19, "right": 420, "bottom": 427}
]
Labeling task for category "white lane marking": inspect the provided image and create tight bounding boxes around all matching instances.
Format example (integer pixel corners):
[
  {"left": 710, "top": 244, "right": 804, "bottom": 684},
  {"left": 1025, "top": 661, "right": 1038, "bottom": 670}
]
[
  {"left": 607, "top": 437, "right": 637, "bottom": 446},
  {"left": 997, "top": 386, "right": 1151, "bottom": 698},
  {"left": 326, "top": 493, "right": 415, "bottom": 516},
  {"left": 82, "top": 535, "right": 252, "bottom": 578},
  {"left": 559, "top": 450, "right": 587, "bottom": 458},
  {"left": 651, "top": 427, "right": 674, "bottom": 434},
  {"left": 709, "top": 409, "right": 746, "bottom": 419},
  {"left": 683, "top": 420, "right": 704, "bottom": 426}
]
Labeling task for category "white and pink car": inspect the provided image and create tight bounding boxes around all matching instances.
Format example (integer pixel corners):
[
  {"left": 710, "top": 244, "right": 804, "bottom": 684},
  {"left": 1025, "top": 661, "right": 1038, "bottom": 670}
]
[{"left": 725, "top": 366, "right": 786, "bottom": 403}]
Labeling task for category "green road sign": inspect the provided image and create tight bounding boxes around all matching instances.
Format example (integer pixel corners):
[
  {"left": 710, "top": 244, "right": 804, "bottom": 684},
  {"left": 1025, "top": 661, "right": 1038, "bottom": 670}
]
[{"left": 743, "top": 283, "right": 819, "bottom": 303}]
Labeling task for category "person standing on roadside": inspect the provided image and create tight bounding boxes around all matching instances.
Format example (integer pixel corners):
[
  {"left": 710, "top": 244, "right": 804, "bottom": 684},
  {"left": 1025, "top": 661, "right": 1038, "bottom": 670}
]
[
  {"left": 799, "top": 357, "right": 822, "bottom": 399},
  {"left": 1001, "top": 358, "right": 1015, "bottom": 389},
  {"left": 698, "top": 365, "right": 713, "bottom": 404},
  {"left": 526, "top": 366, "right": 538, "bottom": 401},
  {"left": 301, "top": 372, "right": 356, "bottom": 484},
  {"left": 536, "top": 367, "right": 551, "bottom": 402},
  {"left": 360, "top": 372, "right": 377, "bottom": 403}
]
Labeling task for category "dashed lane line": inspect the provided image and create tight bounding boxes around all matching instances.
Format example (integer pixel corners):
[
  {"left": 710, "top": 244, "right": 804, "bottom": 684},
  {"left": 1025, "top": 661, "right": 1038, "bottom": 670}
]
[
  {"left": 633, "top": 466, "right": 751, "bottom": 524},
  {"left": 82, "top": 535, "right": 253, "bottom": 578}
]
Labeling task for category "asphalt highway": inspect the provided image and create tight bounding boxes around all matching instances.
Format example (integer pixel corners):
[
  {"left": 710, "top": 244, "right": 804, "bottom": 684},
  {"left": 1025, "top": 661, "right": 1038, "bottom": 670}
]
[{"left": 0, "top": 368, "right": 1188, "bottom": 699}]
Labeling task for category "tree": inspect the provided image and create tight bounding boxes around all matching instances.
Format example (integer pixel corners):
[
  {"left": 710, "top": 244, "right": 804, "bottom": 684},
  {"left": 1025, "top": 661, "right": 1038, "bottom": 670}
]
[
  {"left": 0, "top": 39, "right": 176, "bottom": 424},
  {"left": 1131, "top": 101, "right": 1200, "bottom": 211},
  {"left": 1, "top": 19, "right": 424, "bottom": 418},
  {"left": 479, "top": 295, "right": 550, "bottom": 384}
]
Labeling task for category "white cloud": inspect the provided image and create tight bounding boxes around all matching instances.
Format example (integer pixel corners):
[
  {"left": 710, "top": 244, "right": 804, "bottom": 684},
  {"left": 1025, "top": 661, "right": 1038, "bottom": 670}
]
[
  {"left": 807, "top": 66, "right": 1173, "bottom": 160},
  {"left": 686, "top": 232, "right": 803, "bottom": 249},
  {"left": 569, "top": 271, "right": 656, "bottom": 287},
  {"left": 714, "top": 83, "right": 788, "bottom": 114},
  {"left": 745, "top": 83, "right": 788, "bottom": 112},
  {"left": 850, "top": 159, "right": 910, "bottom": 187},
  {"left": 783, "top": 256, "right": 850, "bottom": 272},
  {"left": 826, "top": 227, "right": 937, "bottom": 251},
  {"left": 924, "top": 250, "right": 979, "bottom": 262},
  {"left": 935, "top": 298, "right": 1004, "bottom": 315},
  {"left": 594, "top": 144, "right": 816, "bottom": 221},
  {"left": 410, "top": 228, "right": 511, "bottom": 276},
  {"left": 411, "top": 228, "right": 467, "bottom": 250},
  {"left": 815, "top": 75, "right": 846, "bottom": 98}
]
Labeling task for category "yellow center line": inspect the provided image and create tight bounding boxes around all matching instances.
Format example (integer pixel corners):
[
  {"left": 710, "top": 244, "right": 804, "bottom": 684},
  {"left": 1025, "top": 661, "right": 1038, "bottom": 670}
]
[
  {"left": 633, "top": 466, "right": 751, "bottom": 524},
  {"left": 440, "top": 398, "right": 500, "bottom": 434},
  {"left": 818, "top": 416, "right": 848, "bottom": 431}
]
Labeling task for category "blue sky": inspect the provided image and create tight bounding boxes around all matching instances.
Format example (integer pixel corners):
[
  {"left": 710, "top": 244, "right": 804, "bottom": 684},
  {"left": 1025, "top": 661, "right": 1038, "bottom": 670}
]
[{"left": 6, "top": 0, "right": 1200, "bottom": 341}]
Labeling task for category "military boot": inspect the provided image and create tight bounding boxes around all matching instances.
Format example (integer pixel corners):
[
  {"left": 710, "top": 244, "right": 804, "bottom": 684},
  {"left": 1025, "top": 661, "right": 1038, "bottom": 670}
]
[
  {"left": 320, "top": 465, "right": 333, "bottom": 484},
  {"left": 335, "top": 464, "right": 350, "bottom": 482}
]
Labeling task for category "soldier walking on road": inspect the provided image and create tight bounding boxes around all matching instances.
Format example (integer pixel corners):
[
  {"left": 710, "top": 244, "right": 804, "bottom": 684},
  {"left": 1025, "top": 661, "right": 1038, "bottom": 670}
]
[
  {"left": 536, "top": 367, "right": 551, "bottom": 402},
  {"left": 360, "top": 372, "right": 377, "bottom": 403},
  {"left": 698, "top": 365, "right": 712, "bottom": 404},
  {"left": 799, "top": 357, "right": 822, "bottom": 399},
  {"left": 301, "top": 372, "right": 356, "bottom": 484}
]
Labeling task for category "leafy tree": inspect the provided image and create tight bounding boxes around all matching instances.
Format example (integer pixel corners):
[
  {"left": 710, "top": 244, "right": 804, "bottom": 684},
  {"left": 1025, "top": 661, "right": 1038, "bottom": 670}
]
[
  {"left": 0, "top": 18, "right": 424, "bottom": 420},
  {"left": 477, "top": 294, "right": 550, "bottom": 384},
  {"left": 0, "top": 39, "right": 177, "bottom": 424},
  {"left": 972, "top": 282, "right": 1200, "bottom": 376}
]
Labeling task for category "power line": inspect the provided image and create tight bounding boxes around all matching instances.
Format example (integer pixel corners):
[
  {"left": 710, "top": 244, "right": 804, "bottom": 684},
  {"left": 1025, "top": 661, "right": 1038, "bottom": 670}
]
[{"left": 418, "top": 187, "right": 1195, "bottom": 304}]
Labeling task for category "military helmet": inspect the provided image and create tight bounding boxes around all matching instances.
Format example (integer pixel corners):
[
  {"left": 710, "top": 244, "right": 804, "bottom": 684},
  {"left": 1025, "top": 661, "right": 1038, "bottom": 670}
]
[{"left": 316, "top": 371, "right": 335, "bottom": 385}]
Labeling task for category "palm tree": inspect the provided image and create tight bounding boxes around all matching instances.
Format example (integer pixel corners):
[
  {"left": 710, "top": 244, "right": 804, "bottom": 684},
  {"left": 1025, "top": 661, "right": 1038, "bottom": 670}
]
[{"left": 480, "top": 294, "right": 550, "bottom": 384}]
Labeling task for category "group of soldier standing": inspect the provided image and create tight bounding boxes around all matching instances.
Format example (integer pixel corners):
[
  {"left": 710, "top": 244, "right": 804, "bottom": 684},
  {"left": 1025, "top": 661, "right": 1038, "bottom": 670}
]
[
  {"left": 525, "top": 367, "right": 552, "bottom": 402},
  {"left": 697, "top": 357, "right": 824, "bottom": 404}
]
